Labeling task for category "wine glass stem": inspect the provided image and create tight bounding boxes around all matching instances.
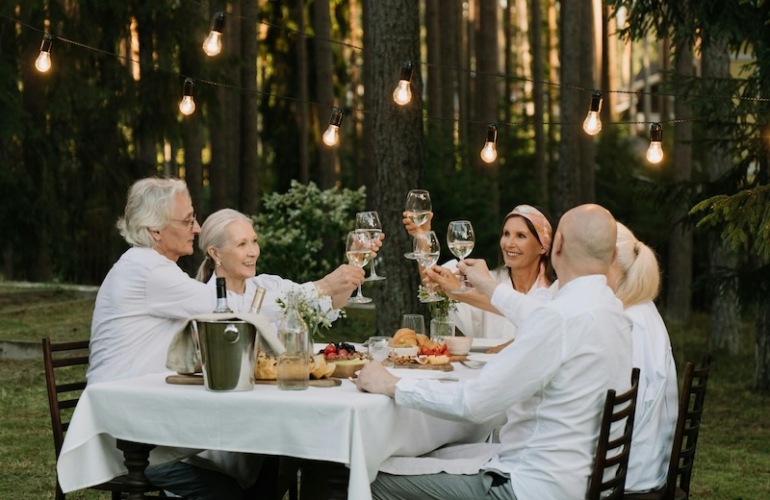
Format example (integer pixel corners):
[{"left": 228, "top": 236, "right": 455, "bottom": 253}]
[
  {"left": 370, "top": 260, "right": 379, "bottom": 277},
  {"left": 357, "top": 283, "right": 364, "bottom": 297}
]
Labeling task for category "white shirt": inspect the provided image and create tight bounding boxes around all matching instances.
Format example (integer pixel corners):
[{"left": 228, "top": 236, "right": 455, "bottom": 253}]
[
  {"left": 88, "top": 247, "right": 214, "bottom": 384},
  {"left": 491, "top": 285, "right": 679, "bottom": 492},
  {"left": 624, "top": 301, "right": 678, "bottom": 492},
  {"left": 444, "top": 260, "right": 554, "bottom": 340},
  {"left": 395, "top": 275, "right": 634, "bottom": 500}
]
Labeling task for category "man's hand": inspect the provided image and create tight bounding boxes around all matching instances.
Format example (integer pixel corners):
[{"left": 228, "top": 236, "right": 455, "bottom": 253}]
[
  {"left": 356, "top": 360, "right": 399, "bottom": 398},
  {"left": 457, "top": 259, "right": 499, "bottom": 297}
]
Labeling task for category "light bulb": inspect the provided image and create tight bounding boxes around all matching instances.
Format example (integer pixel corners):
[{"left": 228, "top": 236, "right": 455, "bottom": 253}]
[
  {"left": 582, "top": 91, "right": 603, "bottom": 135},
  {"left": 202, "top": 12, "right": 225, "bottom": 57},
  {"left": 35, "top": 34, "right": 53, "bottom": 73},
  {"left": 179, "top": 78, "right": 196, "bottom": 116},
  {"left": 646, "top": 123, "right": 663, "bottom": 164},
  {"left": 322, "top": 107, "right": 344, "bottom": 146},
  {"left": 392, "top": 60, "right": 413, "bottom": 106},
  {"left": 480, "top": 125, "right": 498, "bottom": 163},
  {"left": 322, "top": 125, "right": 339, "bottom": 146}
]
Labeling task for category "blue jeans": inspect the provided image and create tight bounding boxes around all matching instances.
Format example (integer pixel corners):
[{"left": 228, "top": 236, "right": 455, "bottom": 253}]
[
  {"left": 371, "top": 471, "right": 517, "bottom": 500},
  {"left": 145, "top": 461, "right": 244, "bottom": 500}
]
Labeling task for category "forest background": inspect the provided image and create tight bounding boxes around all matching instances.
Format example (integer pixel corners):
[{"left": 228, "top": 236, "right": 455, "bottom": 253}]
[{"left": 1, "top": 0, "right": 769, "bottom": 392}]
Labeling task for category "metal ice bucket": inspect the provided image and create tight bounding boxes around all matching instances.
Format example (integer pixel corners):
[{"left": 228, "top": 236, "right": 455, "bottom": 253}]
[{"left": 192, "top": 319, "right": 256, "bottom": 391}]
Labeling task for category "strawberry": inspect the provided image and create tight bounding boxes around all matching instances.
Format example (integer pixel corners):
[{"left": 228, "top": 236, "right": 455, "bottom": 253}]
[{"left": 323, "top": 344, "right": 337, "bottom": 355}]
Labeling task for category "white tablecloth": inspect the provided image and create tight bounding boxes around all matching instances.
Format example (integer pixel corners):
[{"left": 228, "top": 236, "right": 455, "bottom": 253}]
[{"left": 57, "top": 366, "right": 490, "bottom": 500}]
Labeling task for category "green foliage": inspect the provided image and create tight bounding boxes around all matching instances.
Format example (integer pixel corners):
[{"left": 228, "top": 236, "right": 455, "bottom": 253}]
[
  {"left": 691, "top": 185, "right": 770, "bottom": 263},
  {"left": 252, "top": 180, "right": 366, "bottom": 283}
]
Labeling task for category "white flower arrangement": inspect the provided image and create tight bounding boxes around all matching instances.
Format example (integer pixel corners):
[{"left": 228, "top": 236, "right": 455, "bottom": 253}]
[{"left": 276, "top": 287, "right": 345, "bottom": 341}]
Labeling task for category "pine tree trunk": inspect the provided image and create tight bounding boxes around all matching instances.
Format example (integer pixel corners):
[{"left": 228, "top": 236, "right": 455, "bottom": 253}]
[
  {"left": 362, "top": 0, "right": 424, "bottom": 335},
  {"left": 702, "top": 29, "right": 740, "bottom": 354},
  {"left": 530, "top": 0, "right": 547, "bottom": 204},
  {"left": 578, "top": 0, "right": 596, "bottom": 203},
  {"left": 556, "top": 0, "right": 581, "bottom": 216},
  {"left": 240, "top": 0, "right": 260, "bottom": 215},
  {"left": 314, "top": 0, "right": 338, "bottom": 189},
  {"left": 439, "top": 3, "right": 459, "bottom": 172},
  {"left": 665, "top": 38, "right": 694, "bottom": 325},
  {"left": 293, "top": 0, "right": 310, "bottom": 184},
  {"left": 755, "top": 299, "right": 770, "bottom": 393}
]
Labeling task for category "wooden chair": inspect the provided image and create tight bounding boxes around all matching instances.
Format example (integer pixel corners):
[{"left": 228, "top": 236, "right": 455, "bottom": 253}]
[
  {"left": 43, "top": 337, "right": 161, "bottom": 500},
  {"left": 587, "top": 367, "right": 641, "bottom": 500},
  {"left": 625, "top": 355, "right": 711, "bottom": 500}
]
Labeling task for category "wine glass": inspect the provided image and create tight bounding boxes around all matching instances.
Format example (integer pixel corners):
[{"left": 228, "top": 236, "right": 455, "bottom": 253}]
[
  {"left": 355, "top": 211, "right": 386, "bottom": 281},
  {"left": 346, "top": 230, "right": 373, "bottom": 304},
  {"left": 413, "top": 231, "right": 443, "bottom": 303},
  {"left": 400, "top": 314, "right": 426, "bottom": 335},
  {"left": 404, "top": 189, "right": 432, "bottom": 259},
  {"left": 447, "top": 220, "right": 475, "bottom": 293}
]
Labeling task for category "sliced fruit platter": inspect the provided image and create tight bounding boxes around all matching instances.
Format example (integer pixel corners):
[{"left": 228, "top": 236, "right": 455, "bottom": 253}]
[
  {"left": 318, "top": 342, "right": 370, "bottom": 378},
  {"left": 388, "top": 328, "right": 453, "bottom": 369}
]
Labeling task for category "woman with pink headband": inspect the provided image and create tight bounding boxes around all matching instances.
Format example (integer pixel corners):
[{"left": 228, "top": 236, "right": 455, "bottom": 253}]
[{"left": 403, "top": 204, "right": 556, "bottom": 341}]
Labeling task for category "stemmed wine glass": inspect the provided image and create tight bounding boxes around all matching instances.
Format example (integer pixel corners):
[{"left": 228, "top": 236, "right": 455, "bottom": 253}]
[
  {"left": 404, "top": 189, "right": 432, "bottom": 259},
  {"left": 447, "top": 220, "right": 475, "bottom": 293},
  {"left": 413, "top": 231, "right": 443, "bottom": 303},
  {"left": 355, "top": 211, "right": 386, "bottom": 281},
  {"left": 346, "top": 230, "right": 373, "bottom": 304}
]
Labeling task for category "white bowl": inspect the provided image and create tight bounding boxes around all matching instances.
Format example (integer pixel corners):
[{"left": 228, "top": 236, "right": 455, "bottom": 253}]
[
  {"left": 392, "top": 346, "right": 419, "bottom": 358},
  {"left": 444, "top": 336, "right": 473, "bottom": 356}
]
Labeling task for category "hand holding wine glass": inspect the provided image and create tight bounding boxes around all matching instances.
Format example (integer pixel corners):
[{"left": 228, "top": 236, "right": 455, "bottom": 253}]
[
  {"left": 447, "top": 220, "right": 475, "bottom": 293},
  {"left": 346, "top": 230, "right": 373, "bottom": 304},
  {"left": 403, "top": 189, "right": 432, "bottom": 259},
  {"left": 413, "top": 231, "right": 443, "bottom": 303},
  {"left": 355, "top": 211, "right": 386, "bottom": 281}
]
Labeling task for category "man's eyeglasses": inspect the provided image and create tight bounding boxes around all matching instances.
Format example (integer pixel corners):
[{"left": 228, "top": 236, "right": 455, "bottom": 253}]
[{"left": 170, "top": 213, "right": 197, "bottom": 230}]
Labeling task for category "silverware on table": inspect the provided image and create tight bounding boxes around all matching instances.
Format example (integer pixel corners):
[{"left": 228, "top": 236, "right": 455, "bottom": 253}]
[{"left": 460, "top": 360, "right": 486, "bottom": 369}]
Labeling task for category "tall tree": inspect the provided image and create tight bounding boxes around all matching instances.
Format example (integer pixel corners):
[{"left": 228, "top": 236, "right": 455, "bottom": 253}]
[
  {"left": 666, "top": 35, "right": 694, "bottom": 325},
  {"left": 474, "top": 0, "right": 499, "bottom": 215},
  {"left": 556, "top": 0, "right": 581, "bottom": 215},
  {"left": 240, "top": 0, "right": 260, "bottom": 215},
  {"left": 313, "top": 0, "right": 338, "bottom": 189},
  {"left": 362, "top": 0, "right": 424, "bottom": 335},
  {"left": 530, "top": 0, "right": 547, "bottom": 204},
  {"left": 701, "top": 28, "right": 740, "bottom": 354}
]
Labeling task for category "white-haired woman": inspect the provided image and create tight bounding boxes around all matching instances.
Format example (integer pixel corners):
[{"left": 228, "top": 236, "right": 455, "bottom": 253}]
[{"left": 195, "top": 208, "right": 372, "bottom": 324}]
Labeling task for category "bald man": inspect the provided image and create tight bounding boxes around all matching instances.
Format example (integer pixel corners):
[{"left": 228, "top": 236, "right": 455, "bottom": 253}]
[{"left": 357, "top": 204, "right": 633, "bottom": 500}]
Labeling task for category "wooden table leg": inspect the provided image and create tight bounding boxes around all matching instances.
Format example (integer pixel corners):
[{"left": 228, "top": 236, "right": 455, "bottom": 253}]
[{"left": 116, "top": 439, "right": 156, "bottom": 500}]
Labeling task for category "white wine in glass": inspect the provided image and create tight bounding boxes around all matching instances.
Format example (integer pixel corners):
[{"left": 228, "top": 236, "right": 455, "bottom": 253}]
[
  {"left": 404, "top": 189, "right": 432, "bottom": 259},
  {"left": 346, "top": 230, "right": 373, "bottom": 304},
  {"left": 413, "top": 231, "right": 442, "bottom": 303},
  {"left": 355, "top": 211, "right": 386, "bottom": 281},
  {"left": 447, "top": 220, "right": 475, "bottom": 293}
]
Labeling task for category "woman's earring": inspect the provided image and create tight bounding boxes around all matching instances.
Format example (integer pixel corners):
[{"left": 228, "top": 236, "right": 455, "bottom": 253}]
[{"left": 216, "top": 261, "right": 221, "bottom": 267}]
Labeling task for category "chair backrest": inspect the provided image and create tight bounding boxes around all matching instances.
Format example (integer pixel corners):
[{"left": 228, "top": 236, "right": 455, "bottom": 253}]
[
  {"left": 663, "top": 355, "right": 711, "bottom": 499},
  {"left": 42, "top": 337, "right": 90, "bottom": 460},
  {"left": 587, "top": 367, "right": 641, "bottom": 500}
]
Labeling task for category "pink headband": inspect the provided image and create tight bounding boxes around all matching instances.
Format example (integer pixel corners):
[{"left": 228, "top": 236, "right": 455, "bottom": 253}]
[{"left": 505, "top": 205, "right": 553, "bottom": 254}]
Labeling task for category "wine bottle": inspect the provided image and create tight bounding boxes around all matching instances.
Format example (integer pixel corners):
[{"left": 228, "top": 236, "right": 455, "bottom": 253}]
[
  {"left": 213, "top": 277, "right": 233, "bottom": 313},
  {"left": 248, "top": 286, "right": 267, "bottom": 314}
]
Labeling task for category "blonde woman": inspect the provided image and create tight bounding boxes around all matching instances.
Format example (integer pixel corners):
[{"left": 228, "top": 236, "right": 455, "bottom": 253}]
[{"left": 607, "top": 222, "right": 678, "bottom": 494}]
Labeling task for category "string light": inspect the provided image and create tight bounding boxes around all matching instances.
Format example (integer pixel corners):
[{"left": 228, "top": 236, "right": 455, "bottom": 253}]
[
  {"left": 179, "top": 78, "right": 196, "bottom": 116},
  {"left": 646, "top": 123, "right": 663, "bottom": 164},
  {"left": 322, "top": 107, "right": 344, "bottom": 146},
  {"left": 480, "top": 125, "right": 498, "bottom": 163},
  {"left": 35, "top": 34, "right": 53, "bottom": 73},
  {"left": 392, "top": 60, "right": 413, "bottom": 106},
  {"left": 202, "top": 11, "right": 225, "bottom": 57},
  {"left": 582, "top": 91, "right": 603, "bottom": 136}
]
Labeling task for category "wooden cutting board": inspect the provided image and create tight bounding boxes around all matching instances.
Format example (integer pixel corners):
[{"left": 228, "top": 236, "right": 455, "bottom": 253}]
[
  {"left": 165, "top": 374, "right": 341, "bottom": 387},
  {"left": 385, "top": 361, "right": 454, "bottom": 372}
]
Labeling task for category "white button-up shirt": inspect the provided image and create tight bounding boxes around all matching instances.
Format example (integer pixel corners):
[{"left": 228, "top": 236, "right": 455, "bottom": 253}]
[{"left": 395, "top": 275, "right": 633, "bottom": 500}]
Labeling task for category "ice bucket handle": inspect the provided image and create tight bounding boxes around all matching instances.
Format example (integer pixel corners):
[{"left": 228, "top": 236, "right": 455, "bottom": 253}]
[{"left": 223, "top": 323, "right": 240, "bottom": 343}]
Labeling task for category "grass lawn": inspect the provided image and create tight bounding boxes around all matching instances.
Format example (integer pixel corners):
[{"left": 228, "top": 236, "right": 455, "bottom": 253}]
[{"left": 1, "top": 282, "right": 769, "bottom": 499}]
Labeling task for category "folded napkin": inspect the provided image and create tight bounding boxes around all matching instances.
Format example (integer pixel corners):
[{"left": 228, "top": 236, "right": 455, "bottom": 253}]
[
  {"left": 378, "top": 443, "right": 501, "bottom": 476},
  {"left": 166, "top": 312, "right": 285, "bottom": 374}
]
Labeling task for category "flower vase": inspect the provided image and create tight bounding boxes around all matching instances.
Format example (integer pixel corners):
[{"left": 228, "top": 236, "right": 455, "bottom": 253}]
[{"left": 430, "top": 317, "right": 456, "bottom": 344}]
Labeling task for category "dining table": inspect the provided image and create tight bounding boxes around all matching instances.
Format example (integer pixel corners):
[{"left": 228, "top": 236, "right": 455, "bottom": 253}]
[{"left": 57, "top": 352, "right": 494, "bottom": 500}]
